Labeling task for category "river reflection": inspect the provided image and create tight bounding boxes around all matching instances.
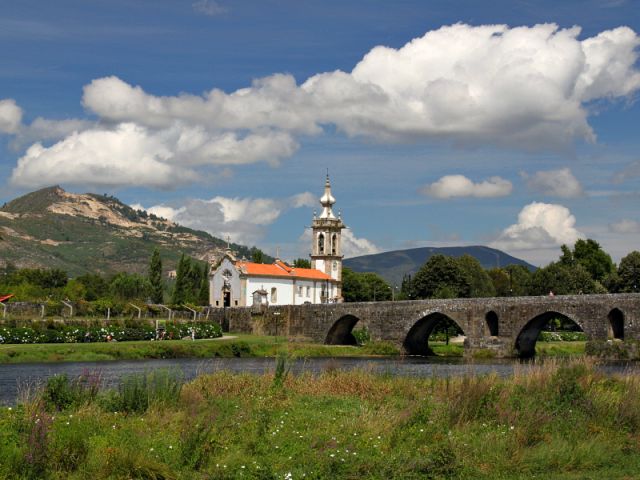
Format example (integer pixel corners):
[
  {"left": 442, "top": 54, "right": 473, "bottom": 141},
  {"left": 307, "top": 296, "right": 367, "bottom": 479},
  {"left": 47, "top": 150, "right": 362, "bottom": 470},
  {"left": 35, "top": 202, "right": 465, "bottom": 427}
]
[{"left": 1, "top": 356, "right": 638, "bottom": 406}]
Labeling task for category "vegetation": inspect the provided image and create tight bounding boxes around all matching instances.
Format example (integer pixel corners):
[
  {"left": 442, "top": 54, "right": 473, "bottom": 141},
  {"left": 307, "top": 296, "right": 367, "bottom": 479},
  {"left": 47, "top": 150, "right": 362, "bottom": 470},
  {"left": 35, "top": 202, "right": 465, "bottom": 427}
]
[
  {"left": 148, "top": 248, "right": 164, "bottom": 304},
  {"left": 293, "top": 258, "right": 311, "bottom": 268},
  {"left": 1, "top": 359, "right": 639, "bottom": 479},
  {"left": 342, "top": 268, "right": 392, "bottom": 302}
]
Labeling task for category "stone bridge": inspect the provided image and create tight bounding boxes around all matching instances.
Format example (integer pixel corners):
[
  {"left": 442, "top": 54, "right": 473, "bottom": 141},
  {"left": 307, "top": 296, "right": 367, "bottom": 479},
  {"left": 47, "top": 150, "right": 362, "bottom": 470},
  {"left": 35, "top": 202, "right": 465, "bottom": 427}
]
[{"left": 211, "top": 294, "right": 640, "bottom": 357}]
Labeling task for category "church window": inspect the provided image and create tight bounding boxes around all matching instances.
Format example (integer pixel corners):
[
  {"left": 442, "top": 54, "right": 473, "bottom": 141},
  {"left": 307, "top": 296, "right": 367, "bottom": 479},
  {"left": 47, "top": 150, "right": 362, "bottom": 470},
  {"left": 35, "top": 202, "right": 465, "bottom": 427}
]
[
  {"left": 331, "top": 234, "right": 337, "bottom": 255},
  {"left": 271, "top": 287, "right": 277, "bottom": 303},
  {"left": 297, "top": 286, "right": 302, "bottom": 296},
  {"left": 333, "top": 261, "right": 338, "bottom": 271},
  {"left": 306, "top": 286, "right": 310, "bottom": 297},
  {"left": 318, "top": 233, "right": 325, "bottom": 254}
]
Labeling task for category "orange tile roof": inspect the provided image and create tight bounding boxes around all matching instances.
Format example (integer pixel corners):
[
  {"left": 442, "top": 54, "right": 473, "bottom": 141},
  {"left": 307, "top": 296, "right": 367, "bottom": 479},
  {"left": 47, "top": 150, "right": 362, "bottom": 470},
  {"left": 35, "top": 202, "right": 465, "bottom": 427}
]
[{"left": 236, "top": 261, "right": 332, "bottom": 281}]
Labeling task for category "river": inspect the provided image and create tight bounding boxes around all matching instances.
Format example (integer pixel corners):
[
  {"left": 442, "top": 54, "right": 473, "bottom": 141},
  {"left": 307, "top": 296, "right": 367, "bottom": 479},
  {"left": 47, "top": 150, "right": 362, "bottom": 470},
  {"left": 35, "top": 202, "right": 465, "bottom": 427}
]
[{"left": 1, "top": 356, "right": 638, "bottom": 406}]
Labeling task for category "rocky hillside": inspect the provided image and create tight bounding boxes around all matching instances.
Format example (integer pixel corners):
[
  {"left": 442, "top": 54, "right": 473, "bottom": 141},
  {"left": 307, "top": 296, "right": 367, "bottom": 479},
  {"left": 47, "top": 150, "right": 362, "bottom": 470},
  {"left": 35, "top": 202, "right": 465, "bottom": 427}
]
[
  {"left": 0, "top": 186, "right": 257, "bottom": 276},
  {"left": 344, "top": 245, "right": 536, "bottom": 286}
]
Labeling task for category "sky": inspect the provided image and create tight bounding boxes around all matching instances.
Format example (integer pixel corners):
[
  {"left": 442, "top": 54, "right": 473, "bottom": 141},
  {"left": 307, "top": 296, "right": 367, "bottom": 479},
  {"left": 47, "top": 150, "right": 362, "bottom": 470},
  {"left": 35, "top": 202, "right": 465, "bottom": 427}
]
[{"left": 0, "top": 0, "right": 639, "bottom": 267}]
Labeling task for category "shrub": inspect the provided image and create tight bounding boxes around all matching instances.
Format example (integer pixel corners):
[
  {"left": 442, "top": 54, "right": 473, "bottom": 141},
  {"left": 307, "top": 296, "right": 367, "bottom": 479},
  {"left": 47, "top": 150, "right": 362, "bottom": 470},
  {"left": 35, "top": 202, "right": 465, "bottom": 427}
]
[{"left": 102, "top": 370, "right": 184, "bottom": 414}]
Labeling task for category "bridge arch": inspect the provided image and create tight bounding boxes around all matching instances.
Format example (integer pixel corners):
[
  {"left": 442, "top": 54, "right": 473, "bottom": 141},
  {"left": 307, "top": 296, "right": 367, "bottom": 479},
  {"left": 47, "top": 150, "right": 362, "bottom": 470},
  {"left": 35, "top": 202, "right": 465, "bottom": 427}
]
[
  {"left": 403, "top": 312, "right": 465, "bottom": 356},
  {"left": 325, "top": 314, "right": 360, "bottom": 345},
  {"left": 485, "top": 311, "right": 499, "bottom": 337},
  {"left": 515, "top": 311, "right": 584, "bottom": 358},
  {"left": 608, "top": 308, "right": 625, "bottom": 340}
]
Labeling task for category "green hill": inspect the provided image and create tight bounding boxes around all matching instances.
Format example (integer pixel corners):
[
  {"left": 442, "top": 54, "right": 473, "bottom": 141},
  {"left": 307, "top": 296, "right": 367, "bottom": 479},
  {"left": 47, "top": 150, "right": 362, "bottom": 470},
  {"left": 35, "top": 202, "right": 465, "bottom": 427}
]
[
  {"left": 0, "top": 186, "right": 259, "bottom": 276},
  {"left": 344, "top": 245, "right": 536, "bottom": 286}
]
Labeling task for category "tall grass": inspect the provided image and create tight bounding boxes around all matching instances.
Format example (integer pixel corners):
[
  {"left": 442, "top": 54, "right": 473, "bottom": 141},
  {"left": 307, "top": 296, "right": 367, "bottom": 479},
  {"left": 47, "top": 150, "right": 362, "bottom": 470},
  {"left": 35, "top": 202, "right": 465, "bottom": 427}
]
[{"left": 1, "top": 359, "right": 639, "bottom": 479}]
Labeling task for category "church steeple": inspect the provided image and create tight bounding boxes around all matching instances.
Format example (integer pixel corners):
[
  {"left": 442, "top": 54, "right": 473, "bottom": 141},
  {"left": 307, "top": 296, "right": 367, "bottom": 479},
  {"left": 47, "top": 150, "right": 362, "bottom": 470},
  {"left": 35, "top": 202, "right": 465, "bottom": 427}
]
[{"left": 310, "top": 174, "right": 345, "bottom": 302}]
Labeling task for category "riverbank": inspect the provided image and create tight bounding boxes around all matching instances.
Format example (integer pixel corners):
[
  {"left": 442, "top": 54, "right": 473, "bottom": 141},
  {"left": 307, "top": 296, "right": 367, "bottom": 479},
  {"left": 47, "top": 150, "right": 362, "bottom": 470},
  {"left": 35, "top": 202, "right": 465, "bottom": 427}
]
[
  {"left": 1, "top": 358, "right": 638, "bottom": 479},
  {"left": 0, "top": 334, "right": 590, "bottom": 364}
]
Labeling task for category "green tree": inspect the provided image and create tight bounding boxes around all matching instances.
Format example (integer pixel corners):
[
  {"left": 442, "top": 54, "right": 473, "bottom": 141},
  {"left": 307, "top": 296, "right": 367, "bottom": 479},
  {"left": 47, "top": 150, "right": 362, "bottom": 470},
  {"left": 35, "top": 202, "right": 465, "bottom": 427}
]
[
  {"left": 62, "top": 279, "right": 87, "bottom": 301},
  {"left": 617, "top": 251, "right": 640, "bottom": 293},
  {"left": 487, "top": 268, "right": 510, "bottom": 297},
  {"left": 172, "top": 254, "right": 188, "bottom": 304},
  {"left": 75, "top": 274, "right": 109, "bottom": 301},
  {"left": 412, "top": 255, "right": 470, "bottom": 299},
  {"left": 197, "top": 263, "right": 210, "bottom": 305},
  {"left": 560, "top": 239, "right": 614, "bottom": 283},
  {"left": 109, "top": 273, "right": 150, "bottom": 300},
  {"left": 488, "top": 265, "right": 533, "bottom": 297},
  {"left": 458, "top": 254, "right": 495, "bottom": 297},
  {"left": 251, "top": 248, "right": 265, "bottom": 264},
  {"left": 341, "top": 268, "right": 391, "bottom": 302},
  {"left": 293, "top": 258, "right": 311, "bottom": 268},
  {"left": 529, "top": 262, "right": 604, "bottom": 296},
  {"left": 148, "top": 248, "right": 163, "bottom": 304}
]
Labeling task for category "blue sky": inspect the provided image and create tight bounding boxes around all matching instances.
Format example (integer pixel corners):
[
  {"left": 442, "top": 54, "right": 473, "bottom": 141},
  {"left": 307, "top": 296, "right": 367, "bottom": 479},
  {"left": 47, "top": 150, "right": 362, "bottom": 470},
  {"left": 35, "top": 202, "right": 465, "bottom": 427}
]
[{"left": 1, "top": 0, "right": 639, "bottom": 266}]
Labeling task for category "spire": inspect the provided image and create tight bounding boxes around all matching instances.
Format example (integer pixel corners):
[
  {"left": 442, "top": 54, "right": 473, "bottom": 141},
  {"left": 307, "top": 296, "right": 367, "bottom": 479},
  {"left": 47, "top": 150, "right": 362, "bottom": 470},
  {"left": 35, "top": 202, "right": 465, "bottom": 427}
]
[{"left": 319, "top": 173, "right": 336, "bottom": 219}]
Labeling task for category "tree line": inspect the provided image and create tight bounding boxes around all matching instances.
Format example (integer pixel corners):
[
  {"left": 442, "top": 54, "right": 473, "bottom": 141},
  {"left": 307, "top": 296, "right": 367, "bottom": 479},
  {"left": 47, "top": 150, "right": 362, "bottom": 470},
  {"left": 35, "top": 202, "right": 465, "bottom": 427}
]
[
  {"left": 343, "top": 240, "right": 640, "bottom": 301},
  {"left": 0, "top": 248, "right": 210, "bottom": 306}
]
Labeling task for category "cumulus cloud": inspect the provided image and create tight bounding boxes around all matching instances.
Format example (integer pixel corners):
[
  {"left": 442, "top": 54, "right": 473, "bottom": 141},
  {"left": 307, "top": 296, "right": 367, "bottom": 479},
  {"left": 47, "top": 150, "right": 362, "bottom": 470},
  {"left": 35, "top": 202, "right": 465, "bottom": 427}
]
[
  {"left": 11, "top": 123, "right": 199, "bottom": 188},
  {"left": 135, "top": 192, "right": 315, "bottom": 245},
  {"left": 0, "top": 99, "right": 23, "bottom": 134},
  {"left": 6, "top": 23, "right": 640, "bottom": 188},
  {"left": 422, "top": 174, "right": 512, "bottom": 198},
  {"left": 609, "top": 219, "right": 640, "bottom": 233},
  {"left": 522, "top": 167, "right": 584, "bottom": 197},
  {"left": 492, "top": 202, "right": 584, "bottom": 251}
]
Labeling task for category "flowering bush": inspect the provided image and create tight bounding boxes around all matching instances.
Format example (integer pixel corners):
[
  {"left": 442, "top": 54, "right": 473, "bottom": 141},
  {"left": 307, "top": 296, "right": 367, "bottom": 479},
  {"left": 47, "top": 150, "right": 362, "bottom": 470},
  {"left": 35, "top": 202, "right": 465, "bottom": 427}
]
[
  {"left": 538, "top": 331, "right": 587, "bottom": 342},
  {"left": 0, "top": 322, "right": 222, "bottom": 344}
]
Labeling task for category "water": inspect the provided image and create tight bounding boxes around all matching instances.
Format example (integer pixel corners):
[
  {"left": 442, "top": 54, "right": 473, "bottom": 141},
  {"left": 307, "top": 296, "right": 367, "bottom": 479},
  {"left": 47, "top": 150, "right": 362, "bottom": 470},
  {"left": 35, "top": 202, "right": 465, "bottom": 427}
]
[{"left": 0, "top": 356, "right": 638, "bottom": 406}]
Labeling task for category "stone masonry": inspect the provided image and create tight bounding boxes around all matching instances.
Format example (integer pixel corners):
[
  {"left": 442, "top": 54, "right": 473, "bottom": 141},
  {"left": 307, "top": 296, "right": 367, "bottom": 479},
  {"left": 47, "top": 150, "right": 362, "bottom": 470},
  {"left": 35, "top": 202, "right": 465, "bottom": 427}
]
[{"left": 210, "top": 293, "right": 640, "bottom": 358}]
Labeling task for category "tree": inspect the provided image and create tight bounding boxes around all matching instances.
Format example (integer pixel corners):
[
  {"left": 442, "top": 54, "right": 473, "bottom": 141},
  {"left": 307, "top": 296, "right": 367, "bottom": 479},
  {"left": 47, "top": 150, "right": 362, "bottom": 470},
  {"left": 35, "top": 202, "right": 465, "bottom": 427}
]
[
  {"left": 411, "top": 255, "right": 470, "bottom": 299},
  {"left": 109, "top": 273, "right": 150, "bottom": 300},
  {"left": 561, "top": 239, "right": 614, "bottom": 283},
  {"left": 75, "top": 274, "right": 109, "bottom": 301},
  {"left": 487, "top": 268, "right": 510, "bottom": 297},
  {"left": 488, "top": 265, "right": 533, "bottom": 297},
  {"left": 293, "top": 258, "right": 311, "bottom": 268},
  {"left": 172, "top": 254, "right": 189, "bottom": 304},
  {"left": 341, "top": 267, "right": 391, "bottom": 302},
  {"left": 148, "top": 248, "right": 163, "bottom": 304},
  {"left": 197, "top": 263, "right": 210, "bottom": 305},
  {"left": 458, "top": 254, "right": 495, "bottom": 297},
  {"left": 251, "top": 248, "right": 265, "bottom": 264},
  {"left": 617, "top": 251, "right": 640, "bottom": 293},
  {"left": 529, "top": 261, "right": 604, "bottom": 296}
]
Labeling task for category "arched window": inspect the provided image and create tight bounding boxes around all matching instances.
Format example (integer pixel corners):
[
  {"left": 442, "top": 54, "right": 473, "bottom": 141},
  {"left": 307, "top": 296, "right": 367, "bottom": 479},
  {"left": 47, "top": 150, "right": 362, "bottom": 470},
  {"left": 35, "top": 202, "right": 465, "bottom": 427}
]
[
  {"left": 331, "top": 234, "right": 337, "bottom": 255},
  {"left": 318, "top": 233, "right": 325, "bottom": 254},
  {"left": 271, "top": 287, "right": 277, "bottom": 303}
]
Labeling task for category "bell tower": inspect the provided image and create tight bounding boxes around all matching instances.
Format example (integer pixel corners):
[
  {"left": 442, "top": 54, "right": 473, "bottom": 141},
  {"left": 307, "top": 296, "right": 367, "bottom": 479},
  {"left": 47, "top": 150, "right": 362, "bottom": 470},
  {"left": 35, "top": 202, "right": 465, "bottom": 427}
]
[{"left": 310, "top": 174, "right": 345, "bottom": 302}]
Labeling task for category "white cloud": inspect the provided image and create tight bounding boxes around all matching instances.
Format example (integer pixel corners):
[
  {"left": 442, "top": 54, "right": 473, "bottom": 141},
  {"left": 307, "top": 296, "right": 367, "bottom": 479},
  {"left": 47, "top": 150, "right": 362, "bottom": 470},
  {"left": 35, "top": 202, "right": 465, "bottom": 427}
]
[
  {"left": 135, "top": 192, "right": 315, "bottom": 245},
  {"left": 192, "top": 0, "right": 227, "bottom": 16},
  {"left": 0, "top": 99, "right": 22, "bottom": 134},
  {"left": 5, "top": 23, "right": 640, "bottom": 189},
  {"left": 11, "top": 123, "right": 199, "bottom": 188},
  {"left": 341, "top": 229, "right": 380, "bottom": 258},
  {"left": 298, "top": 228, "right": 379, "bottom": 259},
  {"left": 492, "top": 202, "right": 584, "bottom": 251},
  {"left": 522, "top": 167, "right": 584, "bottom": 198},
  {"left": 422, "top": 174, "right": 512, "bottom": 199},
  {"left": 609, "top": 219, "right": 640, "bottom": 234}
]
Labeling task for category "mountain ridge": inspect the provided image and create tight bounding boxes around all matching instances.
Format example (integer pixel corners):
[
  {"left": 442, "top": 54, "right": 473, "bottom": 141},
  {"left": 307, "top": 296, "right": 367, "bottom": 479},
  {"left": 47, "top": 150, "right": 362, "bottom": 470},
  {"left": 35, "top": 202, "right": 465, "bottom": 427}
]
[
  {"left": 0, "top": 186, "right": 259, "bottom": 276},
  {"left": 344, "top": 245, "right": 536, "bottom": 286}
]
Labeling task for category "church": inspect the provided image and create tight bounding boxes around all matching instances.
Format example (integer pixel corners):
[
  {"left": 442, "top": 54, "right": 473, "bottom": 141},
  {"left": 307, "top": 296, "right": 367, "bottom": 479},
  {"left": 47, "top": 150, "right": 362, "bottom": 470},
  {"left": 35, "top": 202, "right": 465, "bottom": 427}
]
[{"left": 209, "top": 176, "right": 345, "bottom": 307}]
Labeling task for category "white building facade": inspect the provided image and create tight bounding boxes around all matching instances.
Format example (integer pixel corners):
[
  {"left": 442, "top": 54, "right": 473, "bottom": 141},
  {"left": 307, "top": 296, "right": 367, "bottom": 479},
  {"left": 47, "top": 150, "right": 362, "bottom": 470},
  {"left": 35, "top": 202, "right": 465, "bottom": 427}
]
[{"left": 209, "top": 176, "right": 345, "bottom": 307}]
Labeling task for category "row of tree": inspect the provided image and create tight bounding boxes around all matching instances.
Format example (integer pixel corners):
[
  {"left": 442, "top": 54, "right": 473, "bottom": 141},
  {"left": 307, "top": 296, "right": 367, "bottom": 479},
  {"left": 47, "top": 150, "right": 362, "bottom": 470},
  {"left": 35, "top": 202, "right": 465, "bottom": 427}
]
[
  {"left": 342, "top": 240, "right": 640, "bottom": 301},
  {"left": 0, "top": 249, "right": 211, "bottom": 306}
]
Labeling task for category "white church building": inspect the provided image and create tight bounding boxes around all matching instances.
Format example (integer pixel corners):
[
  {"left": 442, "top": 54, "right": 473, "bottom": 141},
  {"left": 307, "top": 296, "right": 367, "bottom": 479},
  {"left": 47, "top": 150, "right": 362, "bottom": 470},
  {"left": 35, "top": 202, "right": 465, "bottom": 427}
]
[{"left": 209, "top": 176, "right": 345, "bottom": 307}]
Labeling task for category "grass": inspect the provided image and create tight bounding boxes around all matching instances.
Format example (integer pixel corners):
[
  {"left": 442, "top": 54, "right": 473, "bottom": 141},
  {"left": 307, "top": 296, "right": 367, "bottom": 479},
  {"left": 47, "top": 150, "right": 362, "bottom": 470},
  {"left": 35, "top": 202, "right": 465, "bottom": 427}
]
[
  {"left": 1, "top": 358, "right": 639, "bottom": 479},
  {"left": 0, "top": 334, "right": 589, "bottom": 364}
]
